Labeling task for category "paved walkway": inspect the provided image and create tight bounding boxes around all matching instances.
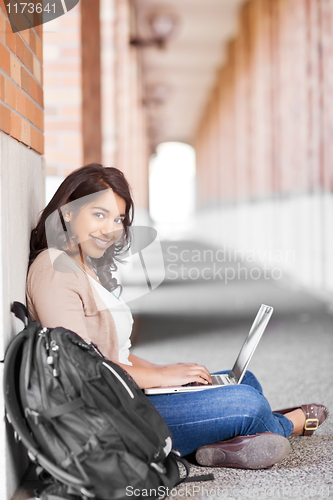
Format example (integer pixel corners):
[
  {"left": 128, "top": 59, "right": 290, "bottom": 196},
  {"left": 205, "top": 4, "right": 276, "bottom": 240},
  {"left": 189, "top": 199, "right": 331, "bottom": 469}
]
[{"left": 129, "top": 238, "right": 333, "bottom": 500}]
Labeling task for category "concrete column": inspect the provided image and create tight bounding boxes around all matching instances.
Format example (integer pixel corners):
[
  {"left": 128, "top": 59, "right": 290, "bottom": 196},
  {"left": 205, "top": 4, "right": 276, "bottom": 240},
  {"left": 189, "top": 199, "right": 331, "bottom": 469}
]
[
  {"left": 0, "top": 132, "right": 45, "bottom": 500},
  {"left": 194, "top": 0, "right": 333, "bottom": 302}
]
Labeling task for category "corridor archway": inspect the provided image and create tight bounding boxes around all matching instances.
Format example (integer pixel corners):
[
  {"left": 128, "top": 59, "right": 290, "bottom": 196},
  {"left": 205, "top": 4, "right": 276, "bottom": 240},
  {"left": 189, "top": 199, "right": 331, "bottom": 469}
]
[{"left": 149, "top": 142, "right": 196, "bottom": 239}]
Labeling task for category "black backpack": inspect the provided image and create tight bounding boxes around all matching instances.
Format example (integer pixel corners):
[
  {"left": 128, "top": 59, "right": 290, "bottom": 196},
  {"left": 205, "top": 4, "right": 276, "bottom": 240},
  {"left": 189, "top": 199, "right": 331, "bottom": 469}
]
[{"left": 4, "top": 302, "right": 213, "bottom": 500}]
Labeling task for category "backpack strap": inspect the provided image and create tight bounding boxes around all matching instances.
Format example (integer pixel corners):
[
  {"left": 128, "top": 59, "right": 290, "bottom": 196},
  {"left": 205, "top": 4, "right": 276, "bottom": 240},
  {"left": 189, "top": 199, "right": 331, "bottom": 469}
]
[
  {"left": 173, "top": 453, "right": 215, "bottom": 484},
  {"left": 11, "top": 301, "right": 30, "bottom": 326}
]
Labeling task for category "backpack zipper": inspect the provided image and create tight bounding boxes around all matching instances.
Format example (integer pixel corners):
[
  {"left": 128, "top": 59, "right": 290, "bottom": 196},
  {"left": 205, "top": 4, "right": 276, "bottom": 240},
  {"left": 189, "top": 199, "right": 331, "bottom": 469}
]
[
  {"left": 36, "top": 328, "right": 50, "bottom": 409},
  {"left": 102, "top": 362, "right": 134, "bottom": 399},
  {"left": 88, "top": 341, "right": 106, "bottom": 358}
]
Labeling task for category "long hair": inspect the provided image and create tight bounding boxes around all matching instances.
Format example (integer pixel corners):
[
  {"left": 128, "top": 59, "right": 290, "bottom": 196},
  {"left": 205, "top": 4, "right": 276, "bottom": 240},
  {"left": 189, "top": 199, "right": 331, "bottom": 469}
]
[{"left": 28, "top": 164, "right": 134, "bottom": 293}]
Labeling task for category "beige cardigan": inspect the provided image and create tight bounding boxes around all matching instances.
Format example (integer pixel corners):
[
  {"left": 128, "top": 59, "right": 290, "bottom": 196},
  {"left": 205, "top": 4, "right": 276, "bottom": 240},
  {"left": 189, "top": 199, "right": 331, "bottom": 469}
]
[{"left": 26, "top": 247, "right": 119, "bottom": 361}]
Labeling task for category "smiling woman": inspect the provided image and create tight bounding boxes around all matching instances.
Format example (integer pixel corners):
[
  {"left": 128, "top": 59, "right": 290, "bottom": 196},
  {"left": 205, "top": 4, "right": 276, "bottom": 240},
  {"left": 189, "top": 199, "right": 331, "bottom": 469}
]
[
  {"left": 26, "top": 163, "right": 135, "bottom": 366},
  {"left": 25, "top": 163, "right": 328, "bottom": 470},
  {"left": 29, "top": 163, "right": 134, "bottom": 294}
]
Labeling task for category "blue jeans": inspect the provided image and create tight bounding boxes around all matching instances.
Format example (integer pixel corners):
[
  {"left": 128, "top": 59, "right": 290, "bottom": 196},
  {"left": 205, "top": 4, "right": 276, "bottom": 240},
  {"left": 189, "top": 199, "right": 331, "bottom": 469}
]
[{"left": 148, "top": 370, "right": 294, "bottom": 456}]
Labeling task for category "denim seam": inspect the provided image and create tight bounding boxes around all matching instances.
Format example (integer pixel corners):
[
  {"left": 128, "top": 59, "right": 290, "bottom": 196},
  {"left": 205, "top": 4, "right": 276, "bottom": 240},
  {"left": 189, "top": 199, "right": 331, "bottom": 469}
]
[{"left": 168, "top": 414, "right": 291, "bottom": 437}]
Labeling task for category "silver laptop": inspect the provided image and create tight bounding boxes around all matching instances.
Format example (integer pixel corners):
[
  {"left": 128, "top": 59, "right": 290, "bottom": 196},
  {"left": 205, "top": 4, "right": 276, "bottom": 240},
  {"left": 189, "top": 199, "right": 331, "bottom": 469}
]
[{"left": 144, "top": 304, "right": 273, "bottom": 395}]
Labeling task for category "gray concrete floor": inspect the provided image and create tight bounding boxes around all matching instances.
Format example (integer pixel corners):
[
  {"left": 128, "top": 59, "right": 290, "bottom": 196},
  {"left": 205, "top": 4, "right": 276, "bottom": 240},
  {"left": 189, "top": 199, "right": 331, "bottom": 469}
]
[{"left": 129, "top": 239, "right": 333, "bottom": 500}]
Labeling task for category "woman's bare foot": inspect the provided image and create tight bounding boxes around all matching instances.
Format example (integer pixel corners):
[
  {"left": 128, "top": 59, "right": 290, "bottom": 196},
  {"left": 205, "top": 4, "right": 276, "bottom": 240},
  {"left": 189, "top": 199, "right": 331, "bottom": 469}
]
[{"left": 285, "top": 408, "right": 306, "bottom": 435}]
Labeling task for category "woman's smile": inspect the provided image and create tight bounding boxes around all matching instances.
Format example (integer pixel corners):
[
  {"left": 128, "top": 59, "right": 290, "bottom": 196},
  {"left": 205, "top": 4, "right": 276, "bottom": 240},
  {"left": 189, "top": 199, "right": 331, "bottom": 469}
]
[
  {"left": 90, "top": 234, "right": 113, "bottom": 248},
  {"left": 63, "top": 190, "right": 126, "bottom": 258}
]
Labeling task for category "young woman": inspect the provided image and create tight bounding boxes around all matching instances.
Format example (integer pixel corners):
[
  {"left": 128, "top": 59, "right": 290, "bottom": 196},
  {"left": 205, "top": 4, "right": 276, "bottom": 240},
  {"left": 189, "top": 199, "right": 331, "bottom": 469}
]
[{"left": 26, "top": 164, "right": 328, "bottom": 470}]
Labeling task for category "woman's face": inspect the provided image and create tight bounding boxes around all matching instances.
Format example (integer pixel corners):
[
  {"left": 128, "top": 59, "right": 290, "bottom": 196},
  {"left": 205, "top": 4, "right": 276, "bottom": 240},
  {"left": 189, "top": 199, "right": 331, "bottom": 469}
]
[{"left": 65, "top": 189, "right": 127, "bottom": 259}]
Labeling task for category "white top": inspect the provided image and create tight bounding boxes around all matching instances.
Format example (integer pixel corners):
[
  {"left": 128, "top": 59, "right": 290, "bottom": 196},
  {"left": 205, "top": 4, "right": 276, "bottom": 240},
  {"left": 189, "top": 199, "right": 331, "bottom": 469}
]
[{"left": 87, "top": 274, "right": 134, "bottom": 366}]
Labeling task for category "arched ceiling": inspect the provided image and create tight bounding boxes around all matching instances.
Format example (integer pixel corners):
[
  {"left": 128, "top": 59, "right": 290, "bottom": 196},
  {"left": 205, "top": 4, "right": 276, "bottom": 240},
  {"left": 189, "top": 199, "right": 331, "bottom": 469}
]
[{"left": 132, "top": 0, "right": 245, "bottom": 150}]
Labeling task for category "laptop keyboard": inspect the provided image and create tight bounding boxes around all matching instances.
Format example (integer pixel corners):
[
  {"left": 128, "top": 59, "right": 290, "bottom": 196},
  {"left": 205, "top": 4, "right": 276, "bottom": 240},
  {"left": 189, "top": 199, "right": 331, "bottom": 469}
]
[
  {"left": 184, "top": 375, "right": 230, "bottom": 387},
  {"left": 211, "top": 375, "right": 228, "bottom": 385}
]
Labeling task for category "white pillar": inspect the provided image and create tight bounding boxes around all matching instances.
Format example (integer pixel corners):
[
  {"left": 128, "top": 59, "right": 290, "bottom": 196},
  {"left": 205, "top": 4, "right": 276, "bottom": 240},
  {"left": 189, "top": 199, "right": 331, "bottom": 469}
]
[{"left": 0, "top": 131, "right": 45, "bottom": 499}]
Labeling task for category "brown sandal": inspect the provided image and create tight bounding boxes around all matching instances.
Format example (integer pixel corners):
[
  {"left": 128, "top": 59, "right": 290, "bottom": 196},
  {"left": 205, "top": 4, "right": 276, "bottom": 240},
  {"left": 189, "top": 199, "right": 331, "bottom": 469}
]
[
  {"left": 273, "top": 403, "right": 329, "bottom": 436},
  {"left": 195, "top": 432, "right": 291, "bottom": 469}
]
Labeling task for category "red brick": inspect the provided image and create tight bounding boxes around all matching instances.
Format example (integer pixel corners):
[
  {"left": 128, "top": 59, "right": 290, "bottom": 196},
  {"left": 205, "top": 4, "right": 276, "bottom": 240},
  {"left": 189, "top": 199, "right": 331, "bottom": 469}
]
[
  {"left": 30, "top": 126, "right": 44, "bottom": 154},
  {"left": 29, "top": 76, "right": 38, "bottom": 102},
  {"left": 33, "top": 55, "right": 41, "bottom": 83},
  {"left": 21, "top": 118, "right": 30, "bottom": 145},
  {"left": 0, "top": 104, "right": 11, "bottom": 133},
  {"left": 0, "top": 74, "right": 4, "bottom": 101},
  {"left": 26, "top": 95, "right": 34, "bottom": 120},
  {"left": 16, "top": 88, "right": 26, "bottom": 116},
  {"left": 25, "top": 46, "right": 34, "bottom": 73},
  {"left": 0, "top": 10, "right": 5, "bottom": 43},
  {"left": 5, "top": 21, "right": 15, "bottom": 51},
  {"left": 24, "top": 74, "right": 42, "bottom": 106},
  {"left": 20, "top": 29, "right": 29, "bottom": 45},
  {"left": 34, "top": 105, "right": 43, "bottom": 131},
  {"left": 30, "top": 126, "right": 38, "bottom": 151},
  {"left": 35, "top": 33, "right": 42, "bottom": 61},
  {"left": 36, "top": 82, "right": 43, "bottom": 107},
  {"left": 15, "top": 34, "right": 26, "bottom": 64},
  {"left": 10, "top": 111, "right": 21, "bottom": 140},
  {"left": 34, "top": 21, "right": 42, "bottom": 39},
  {"left": 10, "top": 53, "right": 21, "bottom": 85},
  {"left": 5, "top": 78, "right": 16, "bottom": 109},
  {"left": 34, "top": 13, "right": 43, "bottom": 37},
  {"left": 20, "top": 67, "right": 30, "bottom": 94},
  {"left": 29, "top": 29, "right": 36, "bottom": 54},
  {"left": 0, "top": 43, "right": 10, "bottom": 75}
]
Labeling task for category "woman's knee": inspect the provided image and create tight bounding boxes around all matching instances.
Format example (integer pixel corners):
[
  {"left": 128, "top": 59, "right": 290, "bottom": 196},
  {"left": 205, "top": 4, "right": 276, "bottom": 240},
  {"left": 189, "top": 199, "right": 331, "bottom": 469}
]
[
  {"left": 241, "top": 370, "right": 263, "bottom": 393},
  {"left": 230, "top": 384, "right": 270, "bottom": 418}
]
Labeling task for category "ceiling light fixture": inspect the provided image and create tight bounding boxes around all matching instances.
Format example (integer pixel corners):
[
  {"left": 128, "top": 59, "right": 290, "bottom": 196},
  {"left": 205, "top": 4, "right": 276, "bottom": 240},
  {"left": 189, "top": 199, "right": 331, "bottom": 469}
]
[
  {"left": 130, "top": 12, "right": 178, "bottom": 49},
  {"left": 143, "top": 84, "right": 171, "bottom": 106}
]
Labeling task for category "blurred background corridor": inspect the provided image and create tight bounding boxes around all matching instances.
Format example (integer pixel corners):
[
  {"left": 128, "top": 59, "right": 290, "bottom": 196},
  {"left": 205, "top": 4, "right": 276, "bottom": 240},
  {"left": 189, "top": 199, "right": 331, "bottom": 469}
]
[{"left": 1, "top": 0, "right": 333, "bottom": 498}]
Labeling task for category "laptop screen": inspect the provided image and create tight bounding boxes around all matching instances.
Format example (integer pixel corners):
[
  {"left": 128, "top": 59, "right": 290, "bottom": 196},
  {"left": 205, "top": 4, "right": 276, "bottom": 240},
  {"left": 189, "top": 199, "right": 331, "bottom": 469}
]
[{"left": 230, "top": 305, "right": 273, "bottom": 384}]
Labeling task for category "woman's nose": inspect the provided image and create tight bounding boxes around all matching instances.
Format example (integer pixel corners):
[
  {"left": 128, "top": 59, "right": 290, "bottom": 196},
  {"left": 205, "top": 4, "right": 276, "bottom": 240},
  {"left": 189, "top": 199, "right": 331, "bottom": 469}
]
[{"left": 101, "top": 218, "right": 121, "bottom": 237}]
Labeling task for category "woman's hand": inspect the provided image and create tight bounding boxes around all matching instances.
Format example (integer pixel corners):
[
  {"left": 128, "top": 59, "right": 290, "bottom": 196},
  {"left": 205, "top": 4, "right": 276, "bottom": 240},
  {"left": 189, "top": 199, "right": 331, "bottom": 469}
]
[
  {"left": 115, "top": 355, "right": 212, "bottom": 389},
  {"left": 155, "top": 362, "right": 212, "bottom": 387}
]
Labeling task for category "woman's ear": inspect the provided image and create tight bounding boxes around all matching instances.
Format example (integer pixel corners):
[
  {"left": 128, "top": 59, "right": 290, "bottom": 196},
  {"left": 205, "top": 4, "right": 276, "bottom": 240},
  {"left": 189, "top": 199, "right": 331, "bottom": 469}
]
[{"left": 61, "top": 206, "right": 71, "bottom": 222}]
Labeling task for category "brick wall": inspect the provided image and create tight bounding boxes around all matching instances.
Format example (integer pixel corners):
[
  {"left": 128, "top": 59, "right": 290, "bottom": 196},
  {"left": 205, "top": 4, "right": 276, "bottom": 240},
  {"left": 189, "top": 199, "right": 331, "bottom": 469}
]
[
  {"left": 43, "top": 3, "right": 82, "bottom": 176},
  {"left": 42, "top": 0, "right": 149, "bottom": 210},
  {"left": 0, "top": 0, "right": 43, "bottom": 153}
]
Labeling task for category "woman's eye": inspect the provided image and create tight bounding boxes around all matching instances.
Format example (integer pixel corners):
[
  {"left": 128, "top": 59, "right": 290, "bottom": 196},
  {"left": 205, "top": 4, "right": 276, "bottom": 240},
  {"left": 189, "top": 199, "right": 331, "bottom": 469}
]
[
  {"left": 114, "top": 217, "right": 124, "bottom": 225},
  {"left": 94, "top": 212, "right": 105, "bottom": 219}
]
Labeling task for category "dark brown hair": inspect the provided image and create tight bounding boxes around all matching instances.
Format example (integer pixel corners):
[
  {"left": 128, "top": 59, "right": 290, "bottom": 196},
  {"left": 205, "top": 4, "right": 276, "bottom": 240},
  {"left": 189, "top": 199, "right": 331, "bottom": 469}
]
[{"left": 28, "top": 164, "right": 134, "bottom": 293}]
